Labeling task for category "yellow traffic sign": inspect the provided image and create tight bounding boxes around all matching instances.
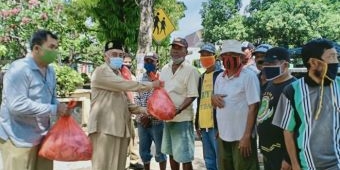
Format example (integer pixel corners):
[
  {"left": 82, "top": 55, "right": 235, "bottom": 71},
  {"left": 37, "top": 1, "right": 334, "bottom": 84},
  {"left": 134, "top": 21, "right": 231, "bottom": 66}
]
[{"left": 152, "top": 8, "right": 175, "bottom": 43}]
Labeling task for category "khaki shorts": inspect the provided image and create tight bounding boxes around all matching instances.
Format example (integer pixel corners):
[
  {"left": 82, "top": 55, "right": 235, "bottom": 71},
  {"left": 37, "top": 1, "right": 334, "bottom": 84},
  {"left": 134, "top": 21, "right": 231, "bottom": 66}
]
[{"left": 0, "top": 138, "right": 53, "bottom": 170}]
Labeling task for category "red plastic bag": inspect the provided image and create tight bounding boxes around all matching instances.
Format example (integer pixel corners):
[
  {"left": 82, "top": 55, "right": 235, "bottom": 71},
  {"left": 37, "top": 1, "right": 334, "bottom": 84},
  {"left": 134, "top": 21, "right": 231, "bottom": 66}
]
[
  {"left": 147, "top": 72, "right": 176, "bottom": 120},
  {"left": 121, "top": 66, "right": 135, "bottom": 103},
  {"left": 38, "top": 115, "right": 92, "bottom": 161},
  {"left": 121, "top": 66, "right": 132, "bottom": 81}
]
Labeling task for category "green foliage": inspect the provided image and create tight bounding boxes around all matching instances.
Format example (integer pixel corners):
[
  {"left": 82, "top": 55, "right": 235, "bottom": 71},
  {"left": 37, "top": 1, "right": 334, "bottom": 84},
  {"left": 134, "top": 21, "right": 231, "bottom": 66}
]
[
  {"left": 54, "top": 64, "right": 83, "bottom": 97},
  {"left": 247, "top": 0, "right": 340, "bottom": 47},
  {"left": 81, "top": 73, "right": 91, "bottom": 84},
  {"left": 201, "top": 0, "right": 239, "bottom": 42},
  {"left": 201, "top": 0, "right": 340, "bottom": 48},
  {"left": 248, "top": 0, "right": 277, "bottom": 12},
  {"left": 74, "top": 0, "right": 185, "bottom": 53},
  {"left": 74, "top": 0, "right": 140, "bottom": 50},
  {"left": 0, "top": 0, "right": 103, "bottom": 67}
]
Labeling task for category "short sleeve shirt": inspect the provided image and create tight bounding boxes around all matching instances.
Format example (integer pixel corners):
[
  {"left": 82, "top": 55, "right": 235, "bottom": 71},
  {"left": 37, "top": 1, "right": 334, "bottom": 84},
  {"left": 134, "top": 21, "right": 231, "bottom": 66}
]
[
  {"left": 214, "top": 67, "right": 260, "bottom": 141},
  {"left": 159, "top": 61, "right": 200, "bottom": 122}
]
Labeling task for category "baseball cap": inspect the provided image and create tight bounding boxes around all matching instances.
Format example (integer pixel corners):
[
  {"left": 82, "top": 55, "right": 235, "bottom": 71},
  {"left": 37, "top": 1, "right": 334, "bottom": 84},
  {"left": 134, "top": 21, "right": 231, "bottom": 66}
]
[
  {"left": 144, "top": 52, "right": 158, "bottom": 61},
  {"left": 264, "top": 47, "right": 290, "bottom": 62},
  {"left": 253, "top": 44, "right": 273, "bottom": 54},
  {"left": 241, "top": 41, "right": 255, "bottom": 51},
  {"left": 220, "top": 40, "right": 244, "bottom": 55},
  {"left": 170, "top": 37, "right": 188, "bottom": 48},
  {"left": 199, "top": 43, "right": 216, "bottom": 54},
  {"left": 104, "top": 40, "right": 123, "bottom": 52}
]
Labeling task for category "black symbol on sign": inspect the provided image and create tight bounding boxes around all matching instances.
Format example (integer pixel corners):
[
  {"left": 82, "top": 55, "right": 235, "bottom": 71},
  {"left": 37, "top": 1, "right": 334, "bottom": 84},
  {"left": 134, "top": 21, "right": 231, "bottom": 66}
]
[
  {"left": 153, "top": 12, "right": 160, "bottom": 34},
  {"left": 160, "top": 17, "right": 166, "bottom": 35}
]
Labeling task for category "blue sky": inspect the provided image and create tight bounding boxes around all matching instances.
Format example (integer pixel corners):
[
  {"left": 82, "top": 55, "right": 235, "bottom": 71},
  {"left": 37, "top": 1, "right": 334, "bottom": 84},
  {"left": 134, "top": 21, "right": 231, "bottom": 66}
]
[
  {"left": 170, "top": 0, "right": 207, "bottom": 39},
  {"left": 170, "top": 0, "right": 251, "bottom": 39}
]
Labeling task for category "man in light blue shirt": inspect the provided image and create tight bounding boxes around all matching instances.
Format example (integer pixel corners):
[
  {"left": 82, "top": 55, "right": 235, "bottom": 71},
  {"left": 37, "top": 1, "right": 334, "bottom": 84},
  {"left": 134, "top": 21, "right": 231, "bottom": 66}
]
[{"left": 0, "top": 30, "right": 71, "bottom": 170}]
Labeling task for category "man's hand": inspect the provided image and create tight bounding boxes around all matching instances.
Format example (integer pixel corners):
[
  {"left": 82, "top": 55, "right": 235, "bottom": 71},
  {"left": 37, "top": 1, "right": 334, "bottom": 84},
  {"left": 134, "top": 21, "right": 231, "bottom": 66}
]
[
  {"left": 196, "top": 129, "right": 202, "bottom": 139},
  {"left": 152, "top": 80, "right": 164, "bottom": 88},
  {"left": 175, "top": 107, "right": 182, "bottom": 115},
  {"left": 291, "top": 164, "right": 301, "bottom": 170},
  {"left": 140, "top": 114, "right": 151, "bottom": 128},
  {"left": 281, "top": 160, "right": 292, "bottom": 170},
  {"left": 211, "top": 94, "right": 226, "bottom": 108},
  {"left": 238, "top": 135, "right": 252, "bottom": 158},
  {"left": 57, "top": 103, "right": 72, "bottom": 116}
]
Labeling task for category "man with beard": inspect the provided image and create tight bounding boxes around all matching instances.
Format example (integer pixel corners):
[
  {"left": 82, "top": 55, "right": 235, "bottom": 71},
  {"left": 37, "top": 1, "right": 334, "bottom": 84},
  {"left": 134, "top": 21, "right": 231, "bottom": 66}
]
[
  {"left": 212, "top": 40, "right": 260, "bottom": 170},
  {"left": 273, "top": 38, "right": 340, "bottom": 170},
  {"left": 160, "top": 37, "right": 200, "bottom": 170}
]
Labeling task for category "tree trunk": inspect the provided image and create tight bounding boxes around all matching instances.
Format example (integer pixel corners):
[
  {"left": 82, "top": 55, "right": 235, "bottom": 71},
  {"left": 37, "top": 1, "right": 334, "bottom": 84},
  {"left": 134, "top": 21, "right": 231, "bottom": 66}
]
[{"left": 135, "top": 0, "right": 154, "bottom": 78}]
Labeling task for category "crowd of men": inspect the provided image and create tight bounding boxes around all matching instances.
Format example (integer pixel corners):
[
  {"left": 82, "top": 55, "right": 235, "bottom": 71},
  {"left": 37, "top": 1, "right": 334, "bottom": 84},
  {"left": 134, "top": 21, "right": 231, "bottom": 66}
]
[{"left": 0, "top": 29, "right": 339, "bottom": 170}]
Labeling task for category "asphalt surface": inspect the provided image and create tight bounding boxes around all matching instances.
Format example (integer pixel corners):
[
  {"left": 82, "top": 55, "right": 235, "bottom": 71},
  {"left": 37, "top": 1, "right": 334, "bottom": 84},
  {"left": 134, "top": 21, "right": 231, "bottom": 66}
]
[{"left": 0, "top": 141, "right": 205, "bottom": 170}]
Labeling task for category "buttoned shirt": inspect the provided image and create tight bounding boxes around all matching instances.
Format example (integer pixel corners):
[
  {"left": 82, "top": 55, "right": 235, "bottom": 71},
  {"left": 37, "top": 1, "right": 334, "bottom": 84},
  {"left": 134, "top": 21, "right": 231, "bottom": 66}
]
[
  {"left": 134, "top": 73, "right": 163, "bottom": 125},
  {"left": 159, "top": 61, "right": 200, "bottom": 122},
  {"left": 88, "top": 63, "right": 153, "bottom": 138},
  {"left": 0, "top": 55, "right": 58, "bottom": 147}
]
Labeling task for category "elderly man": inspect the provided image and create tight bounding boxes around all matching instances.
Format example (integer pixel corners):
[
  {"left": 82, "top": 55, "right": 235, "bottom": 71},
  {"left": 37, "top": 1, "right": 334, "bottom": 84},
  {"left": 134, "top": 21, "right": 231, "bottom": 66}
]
[
  {"left": 212, "top": 40, "right": 260, "bottom": 170},
  {"left": 88, "top": 41, "right": 163, "bottom": 170},
  {"left": 160, "top": 37, "right": 200, "bottom": 170},
  {"left": 0, "top": 30, "right": 70, "bottom": 170}
]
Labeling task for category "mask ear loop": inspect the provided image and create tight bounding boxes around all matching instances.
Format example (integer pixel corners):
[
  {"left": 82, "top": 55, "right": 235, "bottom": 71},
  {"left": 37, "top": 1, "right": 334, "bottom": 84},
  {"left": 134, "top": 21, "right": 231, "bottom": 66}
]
[{"left": 315, "top": 61, "right": 328, "bottom": 120}]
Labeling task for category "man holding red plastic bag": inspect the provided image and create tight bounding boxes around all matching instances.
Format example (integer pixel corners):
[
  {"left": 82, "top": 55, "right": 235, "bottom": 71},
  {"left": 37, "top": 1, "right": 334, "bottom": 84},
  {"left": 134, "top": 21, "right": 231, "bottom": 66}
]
[
  {"left": 0, "top": 30, "right": 72, "bottom": 170},
  {"left": 88, "top": 41, "right": 163, "bottom": 170},
  {"left": 159, "top": 38, "right": 200, "bottom": 170},
  {"left": 135, "top": 52, "right": 167, "bottom": 170}
]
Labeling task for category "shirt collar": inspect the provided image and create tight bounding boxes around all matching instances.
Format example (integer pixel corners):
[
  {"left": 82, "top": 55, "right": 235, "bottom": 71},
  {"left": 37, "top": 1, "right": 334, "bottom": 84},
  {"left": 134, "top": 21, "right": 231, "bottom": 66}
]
[{"left": 26, "top": 54, "right": 41, "bottom": 71}]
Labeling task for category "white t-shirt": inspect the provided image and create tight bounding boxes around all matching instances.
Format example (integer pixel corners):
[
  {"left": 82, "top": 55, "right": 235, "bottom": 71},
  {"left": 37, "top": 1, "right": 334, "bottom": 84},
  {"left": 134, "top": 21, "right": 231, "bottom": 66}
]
[{"left": 214, "top": 67, "right": 260, "bottom": 141}]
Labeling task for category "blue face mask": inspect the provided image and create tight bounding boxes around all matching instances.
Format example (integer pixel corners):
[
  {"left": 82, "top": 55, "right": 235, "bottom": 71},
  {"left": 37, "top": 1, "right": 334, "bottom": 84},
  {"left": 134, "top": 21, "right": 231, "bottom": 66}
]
[
  {"left": 144, "top": 63, "right": 156, "bottom": 73},
  {"left": 215, "top": 60, "right": 222, "bottom": 71},
  {"left": 109, "top": 57, "right": 123, "bottom": 70}
]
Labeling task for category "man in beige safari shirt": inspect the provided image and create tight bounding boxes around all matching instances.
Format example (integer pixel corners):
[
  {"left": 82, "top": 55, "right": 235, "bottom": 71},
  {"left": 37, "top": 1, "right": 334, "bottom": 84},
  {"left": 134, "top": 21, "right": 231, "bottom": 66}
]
[
  {"left": 88, "top": 41, "right": 163, "bottom": 170},
  {"left": 160, "top": 38, "right": 200, "bottom": 170}
]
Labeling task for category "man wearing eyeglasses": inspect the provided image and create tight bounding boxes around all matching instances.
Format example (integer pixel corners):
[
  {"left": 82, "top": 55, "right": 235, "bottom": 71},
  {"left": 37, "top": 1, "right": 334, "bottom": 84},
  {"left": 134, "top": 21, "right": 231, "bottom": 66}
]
[{"left": 88, "top": 41, "right": 163, "bottom": 170}]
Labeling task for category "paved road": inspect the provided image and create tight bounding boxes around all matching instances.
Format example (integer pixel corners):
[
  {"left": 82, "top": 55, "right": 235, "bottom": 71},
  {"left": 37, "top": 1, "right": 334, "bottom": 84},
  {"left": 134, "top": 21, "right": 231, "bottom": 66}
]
[{"left": 0, "top": 140, "right": 205, "bottom": 170}]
